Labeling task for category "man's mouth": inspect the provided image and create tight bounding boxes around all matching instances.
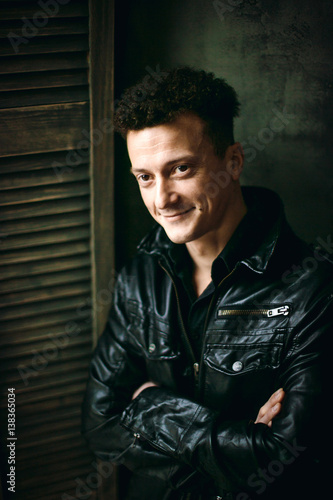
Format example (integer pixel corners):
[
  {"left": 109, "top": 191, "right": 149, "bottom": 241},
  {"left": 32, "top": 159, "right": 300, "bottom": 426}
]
[{"left": 161, "top": 207, "right": 195, "bottom": 220}]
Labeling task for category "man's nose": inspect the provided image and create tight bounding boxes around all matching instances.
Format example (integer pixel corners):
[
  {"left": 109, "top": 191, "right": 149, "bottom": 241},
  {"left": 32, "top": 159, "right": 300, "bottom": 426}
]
[{"left": 155, "top": 178, "right": 178, "bottom": 210}]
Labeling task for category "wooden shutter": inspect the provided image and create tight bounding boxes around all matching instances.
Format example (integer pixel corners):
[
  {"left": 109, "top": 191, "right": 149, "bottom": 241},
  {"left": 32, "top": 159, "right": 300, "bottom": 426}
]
[{"left": 0, "top": 1, "right": 115, "bottom": 499}]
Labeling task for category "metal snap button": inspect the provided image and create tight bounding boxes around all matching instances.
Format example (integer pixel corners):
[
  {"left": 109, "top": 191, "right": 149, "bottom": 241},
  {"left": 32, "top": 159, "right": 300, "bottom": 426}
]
[
  {"left": 148, "top": 343, "right": 156, "bottom": 353},
  {"left": 232, "top": 361, "right": 243, "bottom": 372}
]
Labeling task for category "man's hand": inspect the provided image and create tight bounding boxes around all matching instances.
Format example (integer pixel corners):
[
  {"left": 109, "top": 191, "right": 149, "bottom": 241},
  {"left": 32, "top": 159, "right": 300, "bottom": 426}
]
[
  {"left": 255, "top": 388, "right": 285, "bottom": 427},
  {"left": 132, "top": 381, "right": 158, "bottom": 400}
]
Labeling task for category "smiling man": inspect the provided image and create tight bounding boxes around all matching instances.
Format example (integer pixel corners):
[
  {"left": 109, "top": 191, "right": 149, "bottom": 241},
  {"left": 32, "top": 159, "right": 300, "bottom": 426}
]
[
  {"left": 82, "top": 67, "right": 332, "bottom": 500},
  {"left": 127, "top": 113, "right": 247, "bottom": 297}
]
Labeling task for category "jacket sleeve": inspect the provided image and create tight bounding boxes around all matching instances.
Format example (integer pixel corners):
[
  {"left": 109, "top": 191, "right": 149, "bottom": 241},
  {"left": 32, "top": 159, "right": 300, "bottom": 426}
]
[
  {"left": 81, "top": 275, "right": 199, "bottom": 488},
  {"left": 120, "top": 293, "right": 332, "bottom": 493}
]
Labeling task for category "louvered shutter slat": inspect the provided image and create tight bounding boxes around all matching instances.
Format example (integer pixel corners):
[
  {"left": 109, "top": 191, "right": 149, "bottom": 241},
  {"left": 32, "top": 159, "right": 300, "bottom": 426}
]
[
  {"left": 0, "top": 182, "right": 90, "bottom": 206},
  {"left": 0, "top": 102, "right": 90, "bottom": 156},
  {"left": 0, "top": 166, "right": 89, "bottom": 190},
  {"left": 1, "top": 309, "right": 90, "bottom": 337},
  {"left": 0, "top": 241, "right": 91, "bottom": 266},
  {"left": 0, "top": 52, "right": 88, "bottom": 74},
  {"left": 0, "top": 267, "right": 91, "bottom": 293},
  {"left": 0, "top": 330, "right": 91, "bottom": 360},
  {"left": 0, "top": 253, "right": 91, "bottom": 279},
  {"left": 0, "top": 34, "right": 89, "bottom": 56},
  {"left": 0, "top": 324, "right": 91, "bottom": 350},
  {"left": 0, "top": 1, "right": 88, "bottom": 20},
  {"left": 0, "top": 18, "right": 89, "bottom": 37},
  {"left": 0, "top": 85, "right": 90, "bottom": 108},
  {"left": 0, "top": 69, "right": 89, "bottom": 91},
  {"left": 0, "top": 150, "right": 89, "bottom": 174}
]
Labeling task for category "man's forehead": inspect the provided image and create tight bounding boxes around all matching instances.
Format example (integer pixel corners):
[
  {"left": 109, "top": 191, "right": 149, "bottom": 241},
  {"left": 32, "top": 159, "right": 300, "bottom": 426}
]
[
  {"left": 127, "top": 128, "right": 178, "bottom": 150},
  {"left": 127, "top": 114, "right": 206, "bottom": 157}
]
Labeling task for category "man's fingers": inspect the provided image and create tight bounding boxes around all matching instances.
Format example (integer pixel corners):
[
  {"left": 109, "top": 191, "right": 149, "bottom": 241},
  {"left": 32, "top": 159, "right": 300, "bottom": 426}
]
[
  {"left": 255, "top": 388, "right": 285, "bottom": 425},
  {"left": 260, "top": 388, "right": 284, "bottom": 415},
  {"left": 256, "top": 402, "right": 282, "bottom": 425}
]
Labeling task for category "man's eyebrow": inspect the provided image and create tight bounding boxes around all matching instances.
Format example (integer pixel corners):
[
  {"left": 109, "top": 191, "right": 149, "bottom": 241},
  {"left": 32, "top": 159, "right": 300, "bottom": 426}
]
[
  {"left": 166, "top": 154, "right": 200, "bottom": 165},
  {"left": 130, "top": 166, "right": 146, "bottom": 175}
]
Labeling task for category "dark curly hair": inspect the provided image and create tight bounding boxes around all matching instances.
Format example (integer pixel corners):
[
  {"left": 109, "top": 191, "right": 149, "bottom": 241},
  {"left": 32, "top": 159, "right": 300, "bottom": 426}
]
[{"left": 113, "top": 66, "right": 240, "bottom": 158}]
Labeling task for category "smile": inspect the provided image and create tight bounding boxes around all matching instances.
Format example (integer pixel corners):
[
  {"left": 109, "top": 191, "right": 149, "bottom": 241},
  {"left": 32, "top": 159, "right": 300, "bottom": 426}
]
[{"left": 161, "top": 208, "right": 194, "bottom": 221}]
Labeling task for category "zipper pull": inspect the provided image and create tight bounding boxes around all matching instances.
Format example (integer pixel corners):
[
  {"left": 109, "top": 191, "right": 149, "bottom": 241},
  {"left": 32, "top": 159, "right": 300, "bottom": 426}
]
[
  {"left": 132, "top": 433, "right": 141, "bottom": 448},
  {"left": 267, "top": 305, "right": 290, "bottom": 317},
  {"left": 193, "top": 362, "right": 199, "bottom": 382}
]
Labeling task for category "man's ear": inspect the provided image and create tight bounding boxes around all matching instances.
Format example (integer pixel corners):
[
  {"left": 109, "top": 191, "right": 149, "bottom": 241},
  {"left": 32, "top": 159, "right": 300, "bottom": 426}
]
[{"left": 226, "top": 142, "right": 244, "bottom": 180}]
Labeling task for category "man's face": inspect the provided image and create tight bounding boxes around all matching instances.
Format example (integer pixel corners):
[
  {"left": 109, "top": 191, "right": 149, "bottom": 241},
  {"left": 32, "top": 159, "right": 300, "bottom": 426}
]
[{"left": 127, "top": 113, "right": 243, "bottom": 245}]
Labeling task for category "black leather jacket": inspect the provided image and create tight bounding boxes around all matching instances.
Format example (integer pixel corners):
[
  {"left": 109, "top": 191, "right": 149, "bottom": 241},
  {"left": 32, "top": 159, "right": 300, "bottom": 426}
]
[{"left": 82, "top": 187, "right": 332, "bottom": 500}]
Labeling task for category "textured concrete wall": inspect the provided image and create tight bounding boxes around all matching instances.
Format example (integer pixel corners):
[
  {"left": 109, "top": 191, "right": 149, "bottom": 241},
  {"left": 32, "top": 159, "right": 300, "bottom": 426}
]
[{"left": 115, "top": 0, "right": 333, "bottom": 266}]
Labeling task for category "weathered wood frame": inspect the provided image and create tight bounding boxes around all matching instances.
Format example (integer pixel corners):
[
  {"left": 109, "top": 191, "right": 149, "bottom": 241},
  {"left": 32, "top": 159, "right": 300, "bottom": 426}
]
[
  {"left": 89, "top": 0, "right": 115, "bottom": 347},
  {"left": 89, "top": 1, "right": 117, "bottom": 498}
]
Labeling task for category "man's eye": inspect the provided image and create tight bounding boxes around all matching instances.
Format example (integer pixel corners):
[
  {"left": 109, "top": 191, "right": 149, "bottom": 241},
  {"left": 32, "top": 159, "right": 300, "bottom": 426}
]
[
  {"left": 138, "top": 174, "right": 150, "bottom": 182},
  {"left": 176, "top": 165, "right": 189, "bottom": 173}
]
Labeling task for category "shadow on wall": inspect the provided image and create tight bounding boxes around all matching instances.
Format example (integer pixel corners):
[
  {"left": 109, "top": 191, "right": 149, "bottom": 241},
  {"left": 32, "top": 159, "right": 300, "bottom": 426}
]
[{"left": 114, "top": 0, "right": 333, "bottom": 268}]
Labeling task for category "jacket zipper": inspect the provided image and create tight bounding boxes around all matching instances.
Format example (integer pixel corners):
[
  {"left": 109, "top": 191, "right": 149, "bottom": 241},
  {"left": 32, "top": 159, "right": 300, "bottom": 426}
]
[
  {"left": 122, "top": 423, "right": 178, "bottom": 458},
  {"left": 158, "top": 261, "right": 199, "bottom": 386},
  {"left": 132, "top": 432, "right": 141, "bottom": 447},
  {"left": 113, "top": 432, "right": 142, "bottom": 461},
  {"left": 217, "top": 305, "right": 290, "bottom": 318}
]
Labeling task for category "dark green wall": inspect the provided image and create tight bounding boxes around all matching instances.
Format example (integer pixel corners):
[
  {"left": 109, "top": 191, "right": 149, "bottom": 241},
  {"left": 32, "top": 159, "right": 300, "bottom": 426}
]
[{"left": 114, "top": 0, "right": 333, "bottom": 268}]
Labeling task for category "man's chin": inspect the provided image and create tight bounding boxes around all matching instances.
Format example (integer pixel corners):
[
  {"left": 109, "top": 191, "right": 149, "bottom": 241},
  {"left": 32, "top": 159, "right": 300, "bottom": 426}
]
[{"left": 163, "top": 227, "right": 198, "bottom": 245}]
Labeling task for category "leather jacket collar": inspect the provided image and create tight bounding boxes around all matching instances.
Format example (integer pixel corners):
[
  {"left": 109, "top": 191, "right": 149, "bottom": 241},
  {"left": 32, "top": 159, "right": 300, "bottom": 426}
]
[{"left": 137, "top": 186, "right": 286, "bottom": 275}]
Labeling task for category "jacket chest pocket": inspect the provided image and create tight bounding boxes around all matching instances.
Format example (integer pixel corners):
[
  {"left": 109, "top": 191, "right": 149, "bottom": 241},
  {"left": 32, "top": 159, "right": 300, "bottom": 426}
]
[
  {"left": 126, "top": 300, "right": 184, "bottom": 388},
  {"left": 206, "top": 302, "right": 290, "bottom": 376},
  {"left": 202, "top": 331, "right": 285, "bottom": 414},
  {"left": 205, "top": 341, "right": 282, "bottom": 375},
  {"left": 127, "top": 300, "right": 179, "bottom": 357},
  {"left": 207, "top": 302, "right": 290, "bottom": 366}
]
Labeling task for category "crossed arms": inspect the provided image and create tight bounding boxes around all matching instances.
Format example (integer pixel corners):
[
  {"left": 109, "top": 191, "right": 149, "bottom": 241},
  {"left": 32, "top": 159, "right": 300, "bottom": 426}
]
[
  {"left": 132, "top": 382, "right": 285, "bottom": 426},
  {"left": 82, "top": 291, "right": 330, "bottom": 494}
]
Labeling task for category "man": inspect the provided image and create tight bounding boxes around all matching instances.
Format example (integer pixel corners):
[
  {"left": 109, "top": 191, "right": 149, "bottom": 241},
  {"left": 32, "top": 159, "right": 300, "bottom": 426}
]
[{"left": 82, "top": 67, "right": 332, "bottom": 500}]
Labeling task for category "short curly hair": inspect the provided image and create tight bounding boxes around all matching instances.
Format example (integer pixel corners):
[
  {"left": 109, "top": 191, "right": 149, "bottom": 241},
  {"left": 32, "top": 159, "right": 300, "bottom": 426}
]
[{"left": 113, "top": 66, "right": 240, "bottom": 158}]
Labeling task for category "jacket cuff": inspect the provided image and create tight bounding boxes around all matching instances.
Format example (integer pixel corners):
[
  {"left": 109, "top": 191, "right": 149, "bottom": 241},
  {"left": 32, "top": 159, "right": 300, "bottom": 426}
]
[{"left": 120, "top": 387, "right": 223, "bottom": 480}]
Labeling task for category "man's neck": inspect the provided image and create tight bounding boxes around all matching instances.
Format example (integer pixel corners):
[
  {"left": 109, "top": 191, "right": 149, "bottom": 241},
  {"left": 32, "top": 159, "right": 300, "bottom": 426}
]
[{"left": 186, "top": 194, "right": 247, "bottom": 296}]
